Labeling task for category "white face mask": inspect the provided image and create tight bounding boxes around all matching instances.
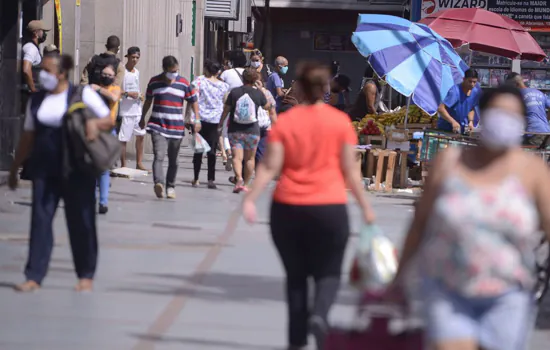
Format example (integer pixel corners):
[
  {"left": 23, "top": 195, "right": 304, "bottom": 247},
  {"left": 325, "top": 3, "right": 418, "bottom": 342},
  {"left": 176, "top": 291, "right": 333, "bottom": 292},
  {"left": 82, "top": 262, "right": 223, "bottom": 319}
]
[
  {"left": 39, "top": 70, "right": 59, "bottom": 91},
  {"left": 479, "top": 108, "right": 525, "bottom": 150},
  {"left": 251, "top": 61, "right": 261, "bottom": 68},
  {"left": 165, "top": 71, "right": 178, "bottom": 80}
]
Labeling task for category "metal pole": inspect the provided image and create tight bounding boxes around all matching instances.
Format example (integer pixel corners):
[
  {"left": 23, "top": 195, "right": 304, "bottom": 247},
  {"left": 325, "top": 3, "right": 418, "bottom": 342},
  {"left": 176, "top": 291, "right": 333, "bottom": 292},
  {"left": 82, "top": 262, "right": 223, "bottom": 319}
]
[
  {"left": 404, "top": 96, "right": 411, "bottom": 129},
  {"left": 74, "top": 0, "right": 81, "bottom": 84}
]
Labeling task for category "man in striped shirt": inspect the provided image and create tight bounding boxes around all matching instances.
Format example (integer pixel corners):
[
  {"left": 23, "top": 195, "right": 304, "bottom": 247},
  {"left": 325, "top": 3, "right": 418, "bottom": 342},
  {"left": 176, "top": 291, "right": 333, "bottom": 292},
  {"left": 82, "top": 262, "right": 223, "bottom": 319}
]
[{"left": 140, "top": 56, "right": 200, "bottom": 199}]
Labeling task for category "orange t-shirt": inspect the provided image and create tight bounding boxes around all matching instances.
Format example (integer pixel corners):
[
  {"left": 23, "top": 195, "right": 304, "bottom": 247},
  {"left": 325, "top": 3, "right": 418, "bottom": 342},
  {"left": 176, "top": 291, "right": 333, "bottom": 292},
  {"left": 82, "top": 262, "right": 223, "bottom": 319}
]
[{"left": 268, "top": 103, "right": 358, "bottom": 205}]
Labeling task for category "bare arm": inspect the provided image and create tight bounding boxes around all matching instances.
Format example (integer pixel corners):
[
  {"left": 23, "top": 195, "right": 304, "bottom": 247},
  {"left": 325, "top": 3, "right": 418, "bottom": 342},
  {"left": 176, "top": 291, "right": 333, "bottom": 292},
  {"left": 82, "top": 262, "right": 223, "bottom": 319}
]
[
  {"left": 114, "top": 64, "right": 125, "bottom": 87},
  {"left": 340, "top": 144, "right": 374, "bottom": 222},
  {"left": 10, "top": 131, "right": 35, "bottom": 172},
  {"left": 139, "top": 98, "right": 153, "bottom": 128},
  {"left": 219, "top": 104, "right": 231, "bottom": 129},
  {"left": 268, "top": 105, "right": 277, "bottom": 125},
  {"left": 94, "top": 86, "right": 121, "bottom": 104},
  {"left": 245, "top": 142, "right": 284, "bottom": 202},
  {"left": 22, "top": 61, "right": 36, "bottom": 92},
  {"left": 365, "top": 84, "right": 378, "bottom": 114},
  {"left": 438, "top": 103, "right": 456, "bottom": 125},
  {"left": 80, "top": 60, "right": 91, "bottom": 85},
  {"left": 275, "top": 87, "right": 285, "bottom": 98},
  {"left": 191, "top": 101, "right": 200, "bottom": 121}
]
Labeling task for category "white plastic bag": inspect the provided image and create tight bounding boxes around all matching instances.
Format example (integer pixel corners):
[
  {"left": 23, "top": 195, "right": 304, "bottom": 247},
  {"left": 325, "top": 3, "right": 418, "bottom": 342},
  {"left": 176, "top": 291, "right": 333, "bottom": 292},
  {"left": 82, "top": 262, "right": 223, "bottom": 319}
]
[
  {"left": 350, "top": 225, "right": 398, "bottom": 292},
  {"left": 191, "top": 133, "right": 211, "bottom": 154}
]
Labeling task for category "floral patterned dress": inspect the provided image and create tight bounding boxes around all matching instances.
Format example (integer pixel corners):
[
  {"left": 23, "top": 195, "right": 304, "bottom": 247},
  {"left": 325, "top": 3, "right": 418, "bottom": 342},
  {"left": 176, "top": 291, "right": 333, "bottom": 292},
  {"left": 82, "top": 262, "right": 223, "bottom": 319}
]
[{"left": 421, "top": 168, "right": 539, "bottom": 297}]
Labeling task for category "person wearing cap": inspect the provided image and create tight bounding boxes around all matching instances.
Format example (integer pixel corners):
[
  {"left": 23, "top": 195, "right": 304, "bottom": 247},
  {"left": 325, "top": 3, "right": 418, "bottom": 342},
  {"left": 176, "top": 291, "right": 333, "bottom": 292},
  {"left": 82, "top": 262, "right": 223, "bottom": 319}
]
[
  {"left": 80, "top": 35, "right": 125, "bottom": 87},
  {"left": 119, "top": 46, "right": 147, "bottom": 170},
  {"left": 22, "top": 20, "right": 49, "bottom": 96},
  {"left": 43, "top": 44, "right": 60, "bottom": 55}
]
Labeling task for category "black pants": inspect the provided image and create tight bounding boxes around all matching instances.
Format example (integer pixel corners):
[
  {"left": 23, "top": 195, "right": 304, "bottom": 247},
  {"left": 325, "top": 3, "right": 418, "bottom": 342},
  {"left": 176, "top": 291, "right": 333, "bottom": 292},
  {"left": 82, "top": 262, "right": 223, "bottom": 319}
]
[
  {"left": 270, "top": 201, "right": 350, "bottom": 347},
  {"left": 193, "top": 121, "right": 219, "bottom": 181},
  {"left": 25, "top": 174, "right": 98, "bottom": 284},
  {"left": 255, "top": 128, "right": 269, "bottom": 168}
]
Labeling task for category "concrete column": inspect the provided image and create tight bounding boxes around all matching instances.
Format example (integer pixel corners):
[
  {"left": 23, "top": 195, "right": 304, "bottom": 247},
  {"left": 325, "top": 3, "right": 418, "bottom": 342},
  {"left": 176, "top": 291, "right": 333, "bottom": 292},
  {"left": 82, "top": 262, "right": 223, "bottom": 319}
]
[{"left": 0, "top": 0, "right": 23, "bottom": 170}]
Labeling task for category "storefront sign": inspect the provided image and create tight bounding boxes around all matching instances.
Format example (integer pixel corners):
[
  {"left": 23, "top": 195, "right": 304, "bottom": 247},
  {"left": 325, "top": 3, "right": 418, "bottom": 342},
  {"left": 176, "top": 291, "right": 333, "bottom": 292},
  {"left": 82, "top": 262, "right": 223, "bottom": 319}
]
[{"left": 416, "top": 0, "right": 550, "bottom": 31}]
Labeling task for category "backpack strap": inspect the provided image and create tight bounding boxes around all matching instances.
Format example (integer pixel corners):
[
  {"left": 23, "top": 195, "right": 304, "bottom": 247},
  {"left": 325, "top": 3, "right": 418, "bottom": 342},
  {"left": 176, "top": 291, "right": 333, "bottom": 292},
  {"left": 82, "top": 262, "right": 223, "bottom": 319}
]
[
  {"left": 234, "top": 68, "right": 244, "bottom": 83},
  {"left": 67, "top": 85, "right": 88, "bottom": 116}
]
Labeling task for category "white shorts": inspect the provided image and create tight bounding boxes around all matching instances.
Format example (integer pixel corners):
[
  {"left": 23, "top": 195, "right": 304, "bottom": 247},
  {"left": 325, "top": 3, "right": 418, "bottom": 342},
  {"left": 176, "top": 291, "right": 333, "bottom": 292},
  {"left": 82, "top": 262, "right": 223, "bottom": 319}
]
[{"left": 118, "top": 115, "right": 146, "bottom": 142}]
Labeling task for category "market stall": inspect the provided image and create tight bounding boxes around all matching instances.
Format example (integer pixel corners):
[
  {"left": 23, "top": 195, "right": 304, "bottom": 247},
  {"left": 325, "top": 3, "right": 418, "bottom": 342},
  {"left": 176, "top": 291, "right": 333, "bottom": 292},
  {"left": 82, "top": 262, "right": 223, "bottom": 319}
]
[{"left": 351, "top": 14, "right": 468, "bottom": 192}]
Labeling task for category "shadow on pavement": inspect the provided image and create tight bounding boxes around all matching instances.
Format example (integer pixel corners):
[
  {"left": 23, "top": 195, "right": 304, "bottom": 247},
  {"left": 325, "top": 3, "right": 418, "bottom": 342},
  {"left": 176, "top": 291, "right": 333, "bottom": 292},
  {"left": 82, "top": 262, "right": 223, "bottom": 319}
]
[
  {"left": 536, "top": 296, "right": 550, "bottom": 329},
  {"left": 109, "top": 272, "right": 359, "bottom": 306},
  {"left": 131, "top": 334, "right": 280, "bottom": 349}
]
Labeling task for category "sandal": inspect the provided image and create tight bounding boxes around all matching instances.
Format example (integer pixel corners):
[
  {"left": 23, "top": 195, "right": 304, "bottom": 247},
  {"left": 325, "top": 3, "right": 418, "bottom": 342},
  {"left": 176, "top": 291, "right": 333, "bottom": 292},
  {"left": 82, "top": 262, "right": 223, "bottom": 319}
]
[{"left": 14, "top": 280, "right": 40, "bottom": 292}]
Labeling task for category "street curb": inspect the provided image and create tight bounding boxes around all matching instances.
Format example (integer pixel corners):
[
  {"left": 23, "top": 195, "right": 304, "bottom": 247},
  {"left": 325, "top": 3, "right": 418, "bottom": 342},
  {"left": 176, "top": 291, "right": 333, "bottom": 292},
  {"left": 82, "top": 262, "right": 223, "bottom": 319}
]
[{"left": 0, "top": 171, "right": 7, "bottom": 186}]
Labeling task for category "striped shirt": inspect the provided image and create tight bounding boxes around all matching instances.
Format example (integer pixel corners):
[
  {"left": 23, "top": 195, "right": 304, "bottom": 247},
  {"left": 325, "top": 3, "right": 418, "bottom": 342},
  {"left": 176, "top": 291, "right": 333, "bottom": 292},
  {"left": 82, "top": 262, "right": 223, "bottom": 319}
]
[{"left": 145, "top": 74, "right": 197, "bottom": 139}]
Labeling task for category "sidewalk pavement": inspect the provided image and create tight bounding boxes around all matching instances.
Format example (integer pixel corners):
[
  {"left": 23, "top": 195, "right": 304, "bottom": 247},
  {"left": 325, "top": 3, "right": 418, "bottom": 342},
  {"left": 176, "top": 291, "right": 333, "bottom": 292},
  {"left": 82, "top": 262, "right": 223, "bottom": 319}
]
[{"left": 0, "top": 149, "right": 548, "bottom": 349}]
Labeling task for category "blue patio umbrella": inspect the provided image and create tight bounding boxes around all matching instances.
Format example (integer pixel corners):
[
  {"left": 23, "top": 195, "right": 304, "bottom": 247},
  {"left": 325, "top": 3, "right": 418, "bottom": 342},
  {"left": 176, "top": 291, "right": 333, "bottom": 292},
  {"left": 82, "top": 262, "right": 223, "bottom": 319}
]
[{"left": 352, "top": 14, "right": 469, "bottom": 116}]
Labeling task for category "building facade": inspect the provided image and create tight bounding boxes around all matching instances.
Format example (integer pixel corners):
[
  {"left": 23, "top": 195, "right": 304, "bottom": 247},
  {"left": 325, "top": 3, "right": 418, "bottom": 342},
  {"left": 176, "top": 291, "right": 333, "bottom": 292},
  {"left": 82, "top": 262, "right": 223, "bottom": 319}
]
[{"left": 253, "top": 0, "right": 407, "bottom": 97}]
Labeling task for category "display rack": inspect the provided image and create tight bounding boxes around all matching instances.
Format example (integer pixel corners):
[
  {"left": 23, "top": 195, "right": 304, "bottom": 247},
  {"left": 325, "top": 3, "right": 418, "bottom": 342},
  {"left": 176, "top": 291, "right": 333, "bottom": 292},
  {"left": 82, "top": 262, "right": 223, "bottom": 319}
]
[
  {"left": 456, "top": 47, "right": 512, "bottom": 89},
  {"left": 521, "top": 33, "right": 550, "bottom": 99}
]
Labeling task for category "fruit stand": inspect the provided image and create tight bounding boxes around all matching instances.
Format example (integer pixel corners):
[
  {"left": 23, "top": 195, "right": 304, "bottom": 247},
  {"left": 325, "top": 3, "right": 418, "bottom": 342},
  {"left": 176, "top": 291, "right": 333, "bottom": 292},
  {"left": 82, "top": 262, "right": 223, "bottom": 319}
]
[{"left": 352, "top": 105, "right": 438, "bottom": 191}]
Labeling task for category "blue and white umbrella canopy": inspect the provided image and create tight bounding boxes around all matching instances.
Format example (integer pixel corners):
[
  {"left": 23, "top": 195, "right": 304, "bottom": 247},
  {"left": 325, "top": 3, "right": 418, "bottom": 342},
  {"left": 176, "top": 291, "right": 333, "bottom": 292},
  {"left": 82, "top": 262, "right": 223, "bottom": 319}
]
[{"left": 352, "top": 14, "right": 469, "bottom": 116}]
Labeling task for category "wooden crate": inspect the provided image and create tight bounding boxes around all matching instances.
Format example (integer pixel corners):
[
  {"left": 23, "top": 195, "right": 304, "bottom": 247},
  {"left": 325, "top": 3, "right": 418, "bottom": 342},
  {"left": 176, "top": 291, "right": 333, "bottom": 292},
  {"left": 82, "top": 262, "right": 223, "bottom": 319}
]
[
  {"left": 365, "top": 135, "right": 386, "bottom": 149},
  {"left": 366, "top": 149, "right": 397, "bottom": 192}
]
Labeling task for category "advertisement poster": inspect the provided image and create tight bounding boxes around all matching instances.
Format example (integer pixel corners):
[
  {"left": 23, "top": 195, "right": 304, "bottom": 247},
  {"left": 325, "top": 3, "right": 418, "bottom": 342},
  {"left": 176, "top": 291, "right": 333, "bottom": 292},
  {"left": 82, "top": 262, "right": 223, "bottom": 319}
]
[{"left": 415, "top": 0, "right": 550, "bottom": 32}]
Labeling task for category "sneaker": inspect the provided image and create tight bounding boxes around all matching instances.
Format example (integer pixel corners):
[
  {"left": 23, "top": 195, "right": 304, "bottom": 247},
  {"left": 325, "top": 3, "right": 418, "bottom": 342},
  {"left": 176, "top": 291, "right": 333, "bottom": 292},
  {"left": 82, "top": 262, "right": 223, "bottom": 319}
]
[
  {"left": 228, "top": 176, "right": 237, "bottom": 185},
  {"left": 207, "top": 181, "right": 217, "bottom": 189},
  {"left": 309, "top": 316, "right": 327, "bottom": 350},
  {"left": 98, "top": 204, "right": 108, "bottom": 214},
  {"left": 166, "top": 187, "right": 176, "bottom": 199},
  {"left": 154, "top": 183, "right": 165, "bottom": 198},
  {"left": 191, "top": 180, "right": 200, "bottom": 188}
]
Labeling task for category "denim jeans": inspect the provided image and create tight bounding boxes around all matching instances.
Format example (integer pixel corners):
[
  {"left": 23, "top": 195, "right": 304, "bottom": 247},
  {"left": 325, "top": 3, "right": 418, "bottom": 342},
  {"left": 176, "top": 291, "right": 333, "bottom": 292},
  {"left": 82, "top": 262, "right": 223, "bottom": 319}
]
[
  {"left": 97, "top": 129, "right": 117, "bottom": 206},
  {"left": 151, "top": 131, "right": 183, "bottom": 188}
]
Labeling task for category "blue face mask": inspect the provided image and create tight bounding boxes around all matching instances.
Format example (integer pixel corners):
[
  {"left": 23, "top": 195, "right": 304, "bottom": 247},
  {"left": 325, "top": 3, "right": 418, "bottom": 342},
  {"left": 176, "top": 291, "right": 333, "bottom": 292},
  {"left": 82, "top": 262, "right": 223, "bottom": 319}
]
[{"left": 280, "top": 66, "right": 288, "bottom": 75}]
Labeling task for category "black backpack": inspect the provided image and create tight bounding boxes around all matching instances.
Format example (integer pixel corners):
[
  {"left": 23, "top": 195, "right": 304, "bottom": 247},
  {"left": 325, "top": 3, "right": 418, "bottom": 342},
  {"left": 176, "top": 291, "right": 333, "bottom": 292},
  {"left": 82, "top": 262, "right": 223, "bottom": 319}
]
[
  {"left": 87, "top": 53, "right": 120, "bottom": 85},
  {"left": 63, "top": 86, "right": 121, "bottom": 177}
]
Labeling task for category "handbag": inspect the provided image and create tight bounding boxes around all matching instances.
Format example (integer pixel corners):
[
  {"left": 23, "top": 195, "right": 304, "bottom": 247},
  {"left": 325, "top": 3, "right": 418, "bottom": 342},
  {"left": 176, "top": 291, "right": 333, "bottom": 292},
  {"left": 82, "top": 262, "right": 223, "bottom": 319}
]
[{"left": 325, "top": 297, "right": 423, "bottom": 350}]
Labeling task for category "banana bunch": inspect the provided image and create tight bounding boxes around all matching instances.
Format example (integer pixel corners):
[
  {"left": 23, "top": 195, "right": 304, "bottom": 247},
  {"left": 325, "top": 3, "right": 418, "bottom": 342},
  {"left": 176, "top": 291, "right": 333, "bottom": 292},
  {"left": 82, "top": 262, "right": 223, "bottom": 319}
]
[{"left": 356, "top": 105, "right": 437, "bottom": 131}]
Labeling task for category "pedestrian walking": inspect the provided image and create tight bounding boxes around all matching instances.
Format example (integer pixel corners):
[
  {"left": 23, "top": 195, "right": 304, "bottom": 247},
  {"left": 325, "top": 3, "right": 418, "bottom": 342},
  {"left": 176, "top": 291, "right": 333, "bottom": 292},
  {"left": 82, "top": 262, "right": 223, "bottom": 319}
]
[
  {"left": 80, "top": 35, "right": 125, "bottom": 87},
  {"left": 220, "top": 68, "right": 269, "bottom": 193},
  {"left": 254, "top": 80, "right": 277, "bottom": 167},
  {"left": 267, "top": 56, "right": 289, "bottom": 112},
  {"left": 242, "top": 61, "right": 375, "bottom": 350},
  {"left": 220, "top": 50, "right": 247, "bottom": 90},
  {"left": 387, "top": 85, "right": 550, "bottom": 350},
  {"left": 140, "top": 56, "right": 199, "bottom": 199},
  {"left": 8, "top": 53, "right": 112, "bottom": 292},
  {"left": 119, "top": 46, "right": 147, "bottom": 170},
  {"left": 190, "top": 60, "right": 229, "bottom": 189},
  {"left": 21, "top": 20, "right": 49, "bottom": 97},
  {"left": 91, "top": 65, "right": 120, "bottom": 214},
  {"left": 249, "top": 49, "right": 272, "bottom": 84}
]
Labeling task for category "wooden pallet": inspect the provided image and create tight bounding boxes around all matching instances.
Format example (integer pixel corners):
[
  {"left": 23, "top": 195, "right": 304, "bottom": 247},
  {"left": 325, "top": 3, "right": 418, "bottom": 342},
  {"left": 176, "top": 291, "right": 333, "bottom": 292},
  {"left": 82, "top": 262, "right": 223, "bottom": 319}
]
[{"left": 366, "top": 149, "right": 397, "bottom": 192}]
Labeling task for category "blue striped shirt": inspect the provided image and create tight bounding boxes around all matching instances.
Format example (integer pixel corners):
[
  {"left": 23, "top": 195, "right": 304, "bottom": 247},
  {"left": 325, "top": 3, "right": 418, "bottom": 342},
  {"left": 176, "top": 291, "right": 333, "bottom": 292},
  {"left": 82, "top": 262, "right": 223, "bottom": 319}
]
[{"left": 145, "top": 74, "right": 197, "bottom": 139}]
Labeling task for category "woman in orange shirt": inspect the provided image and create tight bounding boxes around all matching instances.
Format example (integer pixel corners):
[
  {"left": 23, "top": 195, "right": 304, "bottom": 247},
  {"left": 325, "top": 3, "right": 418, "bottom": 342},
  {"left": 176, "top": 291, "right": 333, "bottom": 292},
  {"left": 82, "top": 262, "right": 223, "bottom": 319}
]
[
  {"left": 242, "top": 61, "right": 375, "bottom": 350},
  {"left": 91, "top": 65, "right": 120, "bottom": 214}
]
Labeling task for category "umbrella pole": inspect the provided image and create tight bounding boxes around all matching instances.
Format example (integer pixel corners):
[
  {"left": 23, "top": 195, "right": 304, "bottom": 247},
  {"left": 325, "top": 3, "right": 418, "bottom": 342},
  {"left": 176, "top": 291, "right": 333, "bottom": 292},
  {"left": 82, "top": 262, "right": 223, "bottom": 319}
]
[
  {"left": 404, "top": 96, "right": 411, "bottom": 129},
  {"left": 468, "top": 50, "right": 473, "bottom": 66}
]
